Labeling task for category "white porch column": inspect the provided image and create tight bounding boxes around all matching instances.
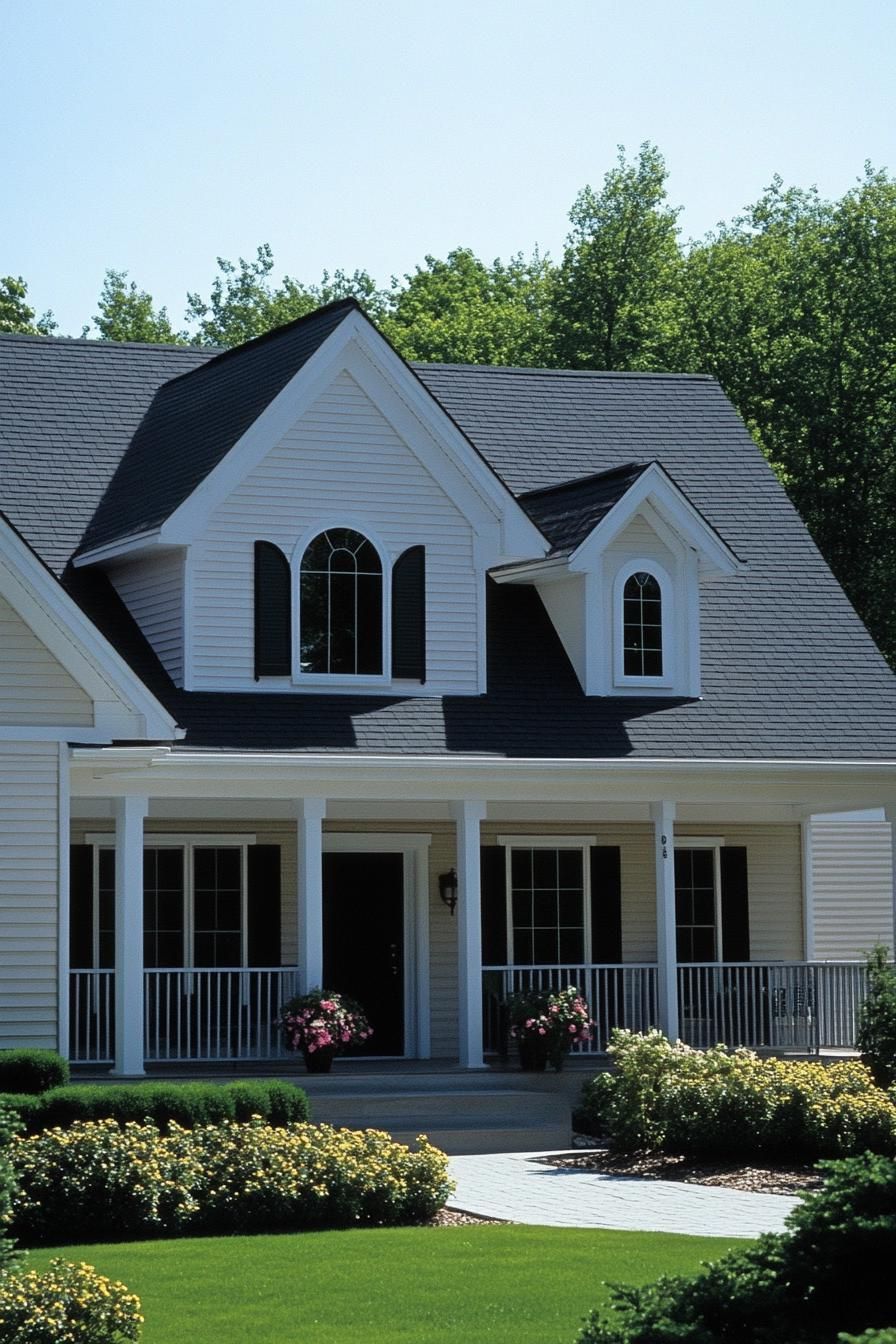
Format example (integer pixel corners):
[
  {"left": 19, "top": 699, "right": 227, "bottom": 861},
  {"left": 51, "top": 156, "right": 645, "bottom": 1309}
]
[
  {"left": 296, "top": 798, "right": 326, "bottom": 992},
  {"left": 112, "top": 795, "right": 147, "bottom": 1076},
  {"left": 651, "top": 800, "right": 679, "bottom": 1041},
  {"left": 454, "top": 799, "right": 487, "bottom": 1069}
]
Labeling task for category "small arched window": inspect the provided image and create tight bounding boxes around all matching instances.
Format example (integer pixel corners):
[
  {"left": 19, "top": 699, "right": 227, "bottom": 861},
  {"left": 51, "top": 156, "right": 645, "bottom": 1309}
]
[
  {"left": 622, "top": 571, "right": 663, "bottom": 677},
  {"left": 300, "top": 528, "right": 383, "bottom": 675}
]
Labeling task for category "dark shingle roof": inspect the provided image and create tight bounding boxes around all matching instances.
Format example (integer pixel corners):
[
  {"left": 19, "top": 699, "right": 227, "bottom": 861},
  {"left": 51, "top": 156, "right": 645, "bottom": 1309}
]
[
  {"left": 518, "top": 461, "right": 650, "bottom": 554},
  {"left": 0, "top": 333, "right": 212, "bottom": 573},
  {"left": 3, "top": 328, "right": 896, "bottom": 761},
  {"left": 79, "top": 301, "right": 356, "bottom": 553}
]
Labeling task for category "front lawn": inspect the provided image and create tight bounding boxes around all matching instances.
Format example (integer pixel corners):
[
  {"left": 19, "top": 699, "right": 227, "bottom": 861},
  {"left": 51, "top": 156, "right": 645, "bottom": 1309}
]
[{"left": 29, "top": 1225, "right": 742, "bottom": 1344}]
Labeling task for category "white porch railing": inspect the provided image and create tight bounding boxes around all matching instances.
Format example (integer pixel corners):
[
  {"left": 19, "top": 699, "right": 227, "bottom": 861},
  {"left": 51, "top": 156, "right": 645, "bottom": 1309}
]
[
  {"left": 70, "top": 960, "right": 875, "bottom": 1065},
  {"left": 68, "top": 968, "right": 298, "bottom": 1064},
  {"left": 676, "top": 961, "right": 871, "bottom": 1053},
  {"left": 483, "top": 961, "right": 874, "bottom": 1056},
  {"left": 144, "top": 968, "right": 299, "bottom": 1062},
  {"left": 69, "top": 969, "right": 115, "bottom": 1064},
  {"left": 482, "top": 964, "right": 659, "bottom": 1055}
]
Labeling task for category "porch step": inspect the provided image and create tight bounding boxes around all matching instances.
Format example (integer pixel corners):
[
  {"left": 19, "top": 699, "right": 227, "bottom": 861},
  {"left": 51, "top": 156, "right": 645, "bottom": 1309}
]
[{"left": 300, "top": 1075, "right": 577, "bottom": 1154}]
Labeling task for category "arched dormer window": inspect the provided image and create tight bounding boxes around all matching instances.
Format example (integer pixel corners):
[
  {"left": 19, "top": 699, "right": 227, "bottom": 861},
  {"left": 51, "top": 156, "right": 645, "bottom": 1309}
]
[
  {"left": 299, "top": 528, "right": 383, "bottom": 675},
  {"left": 622, "top": 570, "right": 663, "bottom": 678}
]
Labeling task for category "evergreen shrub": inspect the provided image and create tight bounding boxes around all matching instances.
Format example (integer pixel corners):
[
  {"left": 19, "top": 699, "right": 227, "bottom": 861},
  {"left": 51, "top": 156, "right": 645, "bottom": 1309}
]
[
  {"left": 0, "top": 1079, "right": 308, "bottom": 1133},
  {"left": 0, "top": 1051, "right": 69, "bottom": 1095},
  {"left": 856, "top": 944, "right": 896, "bottom": 1089},
  {"left": 577, "top": 1152, "right": 896, "bottom": 1343}
]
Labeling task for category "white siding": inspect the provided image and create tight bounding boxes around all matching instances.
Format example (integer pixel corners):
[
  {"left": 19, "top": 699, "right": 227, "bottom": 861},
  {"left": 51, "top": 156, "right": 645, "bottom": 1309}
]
[
  {"left": 191, "top": 370, "right": 481, "bottom": 693},
  {"left": 108, "top": 551, "right": 184, "bottom": 685},
  {"left": 810, "top": 819, "right": 894, "bottom": 958},
  {"left": 0, "top": 743, "right": 60, "bottom": 1047},
  {"left": 0, "top": 595, "right": 93, "bottom": 727}
]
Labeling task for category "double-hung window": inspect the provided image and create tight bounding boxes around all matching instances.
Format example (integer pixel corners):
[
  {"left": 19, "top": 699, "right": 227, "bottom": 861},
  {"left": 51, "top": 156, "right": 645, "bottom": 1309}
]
[{"left": 499, "top": 837, "right": 593, "bottom": 965}]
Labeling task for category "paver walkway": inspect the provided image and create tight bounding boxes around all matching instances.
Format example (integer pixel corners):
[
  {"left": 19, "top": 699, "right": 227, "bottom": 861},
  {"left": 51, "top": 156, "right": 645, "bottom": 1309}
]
[{"left": 447, "top": 1151, "right": 798, "bottom": 1238}]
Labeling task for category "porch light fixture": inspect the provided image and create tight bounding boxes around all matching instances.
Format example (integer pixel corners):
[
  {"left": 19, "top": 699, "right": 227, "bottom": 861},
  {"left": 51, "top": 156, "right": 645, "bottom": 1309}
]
[{"left": 438, "top": 868, "right": 458, "bottom": 915}]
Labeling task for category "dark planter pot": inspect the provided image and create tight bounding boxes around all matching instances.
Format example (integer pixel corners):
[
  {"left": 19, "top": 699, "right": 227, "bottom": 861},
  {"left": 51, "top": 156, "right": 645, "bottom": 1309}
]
[
  {"left": 518, "top": 1037, "right": 549, "bottom": 1072},
  {"left": 302, "top": 1045, "right": 337, "bottom": 1074}
]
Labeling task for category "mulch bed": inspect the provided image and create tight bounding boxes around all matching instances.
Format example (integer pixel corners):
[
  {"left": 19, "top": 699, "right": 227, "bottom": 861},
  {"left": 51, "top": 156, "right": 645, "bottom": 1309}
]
[{"left": 544, "top": 1144, "right": 824, "bottom": 1196}]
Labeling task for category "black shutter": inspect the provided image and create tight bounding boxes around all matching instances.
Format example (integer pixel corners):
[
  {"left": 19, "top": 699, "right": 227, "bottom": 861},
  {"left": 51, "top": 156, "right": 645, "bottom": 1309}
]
[
  {"left": 480, "top": 846, "right": 507, "bottom": 965},
  {"left": 247, "top": 845, "right": 282, "bottom": 967},
  {"left": 391, "top": 545, "right": 426, "bottom": 681},
  {"left": 590, "top": 846, "right": 622, "bottom": 964},
  {"left": 720, "top": 846, "right": 750, "bottom": 962},
  {"left": 254, "top": 541, "right": 292, "bottom": 678},
  {"left": 69, "top": 844, "right": 94, "bottom": 969}
]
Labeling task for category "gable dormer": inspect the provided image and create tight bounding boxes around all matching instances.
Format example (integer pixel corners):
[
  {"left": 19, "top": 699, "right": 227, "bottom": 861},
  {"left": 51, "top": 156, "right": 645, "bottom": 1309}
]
[
  {"left": 495, "top": 462, "right": 742, "bottom": 698},
  {"left": 74, "top": 303, "right": 545, "bottom": 696}
]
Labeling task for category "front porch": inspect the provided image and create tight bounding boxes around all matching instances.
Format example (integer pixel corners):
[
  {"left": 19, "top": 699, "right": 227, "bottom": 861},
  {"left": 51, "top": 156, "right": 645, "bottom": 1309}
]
[{"left": 63, "top": 749, "right": 895, "bottom": 1076}]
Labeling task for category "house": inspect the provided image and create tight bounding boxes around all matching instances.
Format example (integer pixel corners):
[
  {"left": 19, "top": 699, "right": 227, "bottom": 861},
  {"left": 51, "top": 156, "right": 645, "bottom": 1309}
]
[{"left": 1, "top": 299, "right": 894, "bottom": 1076}]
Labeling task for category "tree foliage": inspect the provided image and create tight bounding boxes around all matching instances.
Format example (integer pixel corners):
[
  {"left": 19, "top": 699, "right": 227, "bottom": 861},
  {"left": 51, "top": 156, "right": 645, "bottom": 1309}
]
[
  {"left": 552, "top": 143, "right": 683, "bottom": 370},
  {"left": 92, "top": 269, "right": 183, "bottom": 343},
  {"left": 0, "top": 276, "right": 56, "bottom": 336},
  {"left": 184, "top": 243, "right": 389, "bottom": 347},
  {"left": 384, "top": 246, "right": 554, "bottom": 366}
]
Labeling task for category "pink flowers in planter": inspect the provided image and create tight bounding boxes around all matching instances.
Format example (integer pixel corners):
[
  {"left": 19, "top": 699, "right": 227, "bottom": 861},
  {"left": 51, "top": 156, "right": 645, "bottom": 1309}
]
[
  {"left": 278, "top": 989, "right": 373, "bottom": 1055},
  {"left": 505, "top": 985, "right": 594, "bottom": 1070}
]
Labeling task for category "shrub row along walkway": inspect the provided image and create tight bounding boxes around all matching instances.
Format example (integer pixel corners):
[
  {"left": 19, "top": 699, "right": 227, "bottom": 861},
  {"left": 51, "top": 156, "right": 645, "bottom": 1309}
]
[{"left": 447, "top": 1151, "right": 798, "bottom": 1237}]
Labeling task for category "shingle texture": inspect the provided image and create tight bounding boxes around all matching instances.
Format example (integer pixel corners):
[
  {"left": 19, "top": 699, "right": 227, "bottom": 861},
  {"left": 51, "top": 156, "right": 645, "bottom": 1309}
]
[
  {"left": 3, "top": 329, "right": 896, "bottom": 761},
  {"left": 518, "top": 461, "right": 650, "bottom": 554}
]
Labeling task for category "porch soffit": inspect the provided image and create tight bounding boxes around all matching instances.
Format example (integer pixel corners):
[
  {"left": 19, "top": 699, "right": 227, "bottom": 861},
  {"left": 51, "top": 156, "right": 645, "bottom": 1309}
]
[{"left": 68, "top": 748, "right": 896, "bottom": 815}]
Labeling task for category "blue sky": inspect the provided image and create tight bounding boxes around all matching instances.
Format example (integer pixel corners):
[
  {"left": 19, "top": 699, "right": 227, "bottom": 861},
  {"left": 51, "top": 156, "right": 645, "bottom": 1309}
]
[{"left": 3, "top": 0, "right": 894, "bottom": 336}]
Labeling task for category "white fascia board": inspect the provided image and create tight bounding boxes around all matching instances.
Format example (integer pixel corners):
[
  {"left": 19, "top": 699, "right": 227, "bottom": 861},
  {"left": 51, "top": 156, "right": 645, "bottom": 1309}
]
[
  {"left": 489, "top": 556, "right": 571, "bottom": 584},
  {"left": 69, "top": 747, "right": 896, "bottom": 815},
  {"left": 159, "top": 311, "right": 547, "bottom": 564},
  {"left": 0, "top": 520, "right": 180, "bottom": 742},
  {"left": 569, "top": 464, "right": 742, "bottom": 577},
  {"left": 72, "top": 528, "right": 163, "bottom": 569}
]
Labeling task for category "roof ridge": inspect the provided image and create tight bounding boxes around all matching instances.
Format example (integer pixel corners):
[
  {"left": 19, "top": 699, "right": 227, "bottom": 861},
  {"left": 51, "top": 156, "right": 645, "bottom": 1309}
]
[
  {"left": 0, "top": 330, "right": 214, "bottom": 354},
  {"left": 414, "top": 361, "right": 715, "bottom": 381},
  {"left": 519, "top": 461, "right": 651, "bottom": 500},
  {"left": 159, "top": 297, "right": 360, "bottom": 387}
]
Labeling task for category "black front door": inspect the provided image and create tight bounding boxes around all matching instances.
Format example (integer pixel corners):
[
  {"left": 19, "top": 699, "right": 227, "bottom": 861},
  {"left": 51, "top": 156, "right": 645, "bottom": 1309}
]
[{"left": 322, "top": 852, "right": 405, "bottom": 1056}]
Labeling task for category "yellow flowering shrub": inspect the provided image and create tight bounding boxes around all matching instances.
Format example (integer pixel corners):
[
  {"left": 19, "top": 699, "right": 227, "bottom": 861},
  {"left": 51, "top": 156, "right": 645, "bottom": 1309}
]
[
  {"left": 581, "top": 1029, "right": 896, "bottom": 1159},
  {"left": 0, "top": 1258, "right": 141, "bottom": 1343},
  {"left": 11, "top": 1118, "right": 452, "bottom": 1246}
]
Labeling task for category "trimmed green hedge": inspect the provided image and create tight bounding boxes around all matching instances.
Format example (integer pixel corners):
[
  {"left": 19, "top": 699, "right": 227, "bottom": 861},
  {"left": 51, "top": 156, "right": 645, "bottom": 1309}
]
[
  {"left": 578, "top": 1029, "right": 896, "bottom": 1161},
  {"left": 0, "top": 1079, "right": 308, "bottom": 1133},
  {"left": 0, "top": 1050, "right": 69, "bottom": 1095},
  {"left": 11, "top": 1117, "right": 452, "bottom": 1244}
]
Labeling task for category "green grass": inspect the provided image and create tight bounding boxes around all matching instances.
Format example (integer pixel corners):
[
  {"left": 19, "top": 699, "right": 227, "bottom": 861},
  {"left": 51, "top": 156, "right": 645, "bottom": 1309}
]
[{"left": 28, "top": 1225, "right": 743, "bottom": 1343}]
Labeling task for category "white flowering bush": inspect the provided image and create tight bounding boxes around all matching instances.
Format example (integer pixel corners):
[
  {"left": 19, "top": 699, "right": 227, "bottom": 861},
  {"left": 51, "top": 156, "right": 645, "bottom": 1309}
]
[
  {"left": 0, "top": 1259, "right": 142, "bottom": 1343},
  {"left": 11, "top": 1117, "right": 452, "bottom": 1245}
]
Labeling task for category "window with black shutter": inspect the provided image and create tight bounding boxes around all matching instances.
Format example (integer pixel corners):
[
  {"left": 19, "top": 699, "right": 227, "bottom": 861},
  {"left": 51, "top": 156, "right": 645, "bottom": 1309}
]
[{"left": 254, "top": 540, "right": 292, "bottom": 677}]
